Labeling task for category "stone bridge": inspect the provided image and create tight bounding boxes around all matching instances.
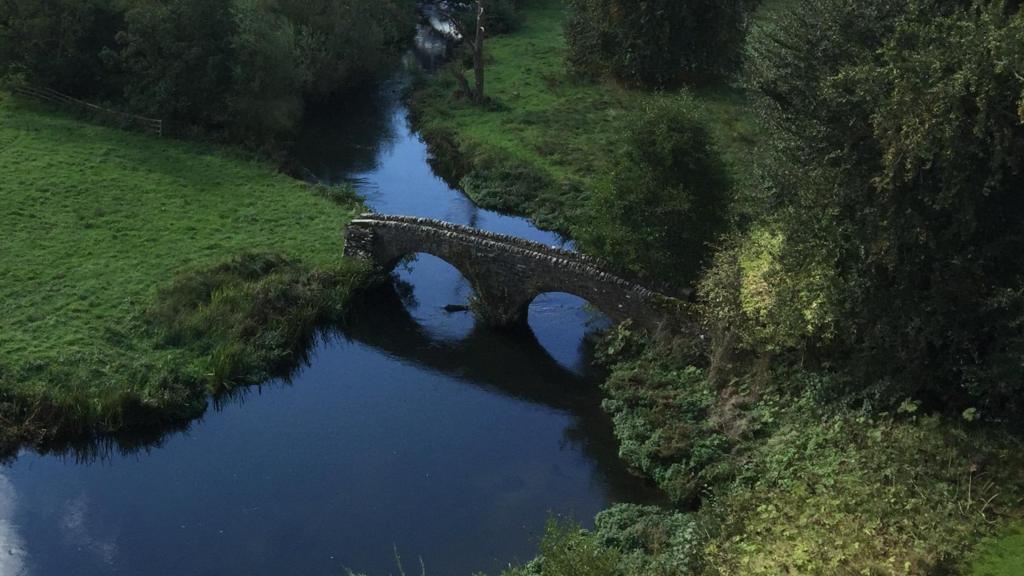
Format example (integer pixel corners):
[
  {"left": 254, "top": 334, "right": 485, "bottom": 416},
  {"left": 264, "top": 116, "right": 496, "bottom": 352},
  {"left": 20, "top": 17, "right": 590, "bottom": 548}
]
[{"left": 343, "top": 214, "right": 682, "bottom": 332}]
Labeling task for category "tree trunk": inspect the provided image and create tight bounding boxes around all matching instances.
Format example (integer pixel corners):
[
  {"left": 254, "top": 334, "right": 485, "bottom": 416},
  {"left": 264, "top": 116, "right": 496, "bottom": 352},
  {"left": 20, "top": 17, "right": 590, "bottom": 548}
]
[
  {"left": 451, "top": 66, "right": 472, "bottom": 99},
  {"left": 472, "top": 2, "right": 485, "bottom": 104}
]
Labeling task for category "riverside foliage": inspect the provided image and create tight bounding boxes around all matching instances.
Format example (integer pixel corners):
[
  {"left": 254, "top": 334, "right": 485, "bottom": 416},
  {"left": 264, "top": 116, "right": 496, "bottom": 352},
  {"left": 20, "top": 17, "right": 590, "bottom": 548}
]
[
  {"left": 0, "top": 0, "right": 414, "bottom": 145},
  {"left": 564, "top": 0, "right": 750, "bottom": 87}
]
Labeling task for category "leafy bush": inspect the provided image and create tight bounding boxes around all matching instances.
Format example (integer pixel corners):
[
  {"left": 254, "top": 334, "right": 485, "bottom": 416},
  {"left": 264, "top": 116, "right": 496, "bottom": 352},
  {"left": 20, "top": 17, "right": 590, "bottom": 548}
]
[
  {"left": 565, "top": 0, "right": 748, "bottom": 87},
  {"left": 596, "top": 504, "right": 705, "bottom": 575},
  {"left": 503, "top": 519, "right": 622, "bottom": 576},
  {"left": 579, "top": 97, "right": 730, "bottom": 287},
  {"left": 602, "top": 362, "right": 719, "bottom": 503}
]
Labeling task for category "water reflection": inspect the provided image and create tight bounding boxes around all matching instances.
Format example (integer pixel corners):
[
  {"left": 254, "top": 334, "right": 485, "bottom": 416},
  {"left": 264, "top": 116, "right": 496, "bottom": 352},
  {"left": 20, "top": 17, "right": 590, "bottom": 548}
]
[
  {"left": 528, "top": 293, "right": 614, "bottom": 374},
  {"left": 5, "top": 282, "right": 660, "bottom": 576},
  {"left": 0, "top": 474, "right": 27, "bottom": 576},
  {"left": 392, "top": 254, "right": 476, "bottom": 341},
  {"left": 4, "top": 254, "right": 661, "bottom": 576},
  {"left": 346, "top": 277, "right": 661, "bottom": 506},
  {"left": 411, "top": 23, "right": 452, "bottom": 71}
]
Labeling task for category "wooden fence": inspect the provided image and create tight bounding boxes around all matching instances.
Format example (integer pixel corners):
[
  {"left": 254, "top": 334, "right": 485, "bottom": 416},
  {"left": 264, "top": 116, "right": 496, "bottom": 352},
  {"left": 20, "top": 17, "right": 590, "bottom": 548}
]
[{"left": 12, "top": 85, "right": 164, "bottom": 137}]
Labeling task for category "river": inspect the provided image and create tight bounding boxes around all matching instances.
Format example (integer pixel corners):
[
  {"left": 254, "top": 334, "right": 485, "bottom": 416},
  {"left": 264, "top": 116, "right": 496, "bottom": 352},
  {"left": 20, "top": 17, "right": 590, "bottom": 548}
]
[{"left": 0, "top": 23, "right": 660, "bottom": 576}]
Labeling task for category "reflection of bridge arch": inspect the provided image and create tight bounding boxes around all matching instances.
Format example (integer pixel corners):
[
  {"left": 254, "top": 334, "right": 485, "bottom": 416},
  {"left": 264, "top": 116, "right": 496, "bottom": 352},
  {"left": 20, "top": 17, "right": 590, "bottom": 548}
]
[
  {"left": 344, "top": 214, "right": 683, "bottom": 332},
  {"left": 340, "top": 282, "right": 667, "bottom": 504}
]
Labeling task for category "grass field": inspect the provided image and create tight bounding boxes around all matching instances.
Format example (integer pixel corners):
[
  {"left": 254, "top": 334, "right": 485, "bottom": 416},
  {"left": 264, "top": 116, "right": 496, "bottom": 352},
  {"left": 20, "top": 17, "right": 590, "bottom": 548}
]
[
  {"left": 410, "top": 0, "right": 762, "bottom": 232},
  {"left": 0, "top": 94, "right": 364, "bottom": 450},
  {"left": 970, "top": 525, "right": 1024, "bottom": 576}
]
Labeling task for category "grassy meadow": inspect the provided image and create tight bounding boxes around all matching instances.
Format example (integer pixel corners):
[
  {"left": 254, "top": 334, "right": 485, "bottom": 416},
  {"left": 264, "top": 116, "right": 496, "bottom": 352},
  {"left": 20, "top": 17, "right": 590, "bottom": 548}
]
[{"left": 0, "top": 93, "right": 365, "bottom": 450}]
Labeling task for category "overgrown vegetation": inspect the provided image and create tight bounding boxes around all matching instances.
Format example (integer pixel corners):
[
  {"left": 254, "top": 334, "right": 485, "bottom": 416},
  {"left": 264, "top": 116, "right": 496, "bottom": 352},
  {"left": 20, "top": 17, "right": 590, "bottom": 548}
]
[
  {"left": 0, "top": 94, "right": 366, "bottom": 453},
  {"left": 0, "top": 0, "right": 414, "bottom": 145},
  {"left": 727, "top": 0, "right": 1024, "bottom": 412}
]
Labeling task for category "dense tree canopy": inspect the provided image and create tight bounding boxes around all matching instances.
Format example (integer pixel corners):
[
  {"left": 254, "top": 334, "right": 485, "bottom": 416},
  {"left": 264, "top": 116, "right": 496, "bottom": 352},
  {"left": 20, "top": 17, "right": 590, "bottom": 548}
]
[
  {"left": 565, "top": 0, "right": 749, "bottom": 87},
  {"left": 0, "top": 0, "right": 414, "bottom": 144},
  {"left": 721, "top": 0, "right": 1024, "bottom": 410}
]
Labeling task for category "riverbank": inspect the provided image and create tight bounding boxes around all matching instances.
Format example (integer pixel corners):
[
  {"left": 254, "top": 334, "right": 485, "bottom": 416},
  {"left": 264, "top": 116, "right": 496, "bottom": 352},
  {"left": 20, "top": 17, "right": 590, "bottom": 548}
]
[
  {"left": 409, "top": 0, "right": 761, "bottom": 233},
  {"left": 0, "top": 93, "right": 367, "bottom": 454},
  {"left": 490, "top": 330, "right": 1024, "bottom": 575}
]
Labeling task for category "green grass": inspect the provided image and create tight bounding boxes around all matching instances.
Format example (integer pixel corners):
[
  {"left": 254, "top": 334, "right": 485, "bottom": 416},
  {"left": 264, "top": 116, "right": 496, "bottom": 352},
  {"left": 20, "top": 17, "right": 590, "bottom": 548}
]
[
  {"left": 0, "top": 93, "right": 364, "bottom": 449},
  {"left": 411, "top": 0, "right": 763, "bottom": 232},
  {"left": 970, "top": 524, "right": 1024, "bottom": 576}
]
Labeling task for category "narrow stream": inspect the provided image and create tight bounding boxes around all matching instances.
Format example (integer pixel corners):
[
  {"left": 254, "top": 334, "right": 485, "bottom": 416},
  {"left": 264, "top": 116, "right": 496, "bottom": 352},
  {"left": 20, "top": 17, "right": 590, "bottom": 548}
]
[{"left": 0, "top": 23, "right": 661, "bottom": 576}]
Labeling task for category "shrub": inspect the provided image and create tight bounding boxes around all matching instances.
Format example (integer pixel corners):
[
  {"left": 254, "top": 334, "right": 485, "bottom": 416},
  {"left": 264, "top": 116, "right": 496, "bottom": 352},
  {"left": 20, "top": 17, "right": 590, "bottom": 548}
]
[
  {"left": 702, "top": 410, "right": 1024, "bottom": 575},
  {"left": 503, "top": 519, "right": 622, "bottom": 576},
  {"left": 596, "top": 504, "right": 704, "bottom": 575}
]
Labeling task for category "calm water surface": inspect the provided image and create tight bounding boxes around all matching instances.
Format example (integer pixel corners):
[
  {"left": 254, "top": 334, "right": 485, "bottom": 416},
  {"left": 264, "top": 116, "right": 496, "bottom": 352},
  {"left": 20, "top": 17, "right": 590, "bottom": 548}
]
[{"left": 0, "top": 26, "right": 660, "bottom": 576}]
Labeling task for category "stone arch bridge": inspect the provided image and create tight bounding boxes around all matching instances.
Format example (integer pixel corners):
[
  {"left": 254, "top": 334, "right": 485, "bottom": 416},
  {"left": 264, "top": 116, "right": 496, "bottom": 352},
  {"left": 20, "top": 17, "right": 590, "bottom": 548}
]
[{"left": 344, "top": 214, "right": 683, "bottom": 332}]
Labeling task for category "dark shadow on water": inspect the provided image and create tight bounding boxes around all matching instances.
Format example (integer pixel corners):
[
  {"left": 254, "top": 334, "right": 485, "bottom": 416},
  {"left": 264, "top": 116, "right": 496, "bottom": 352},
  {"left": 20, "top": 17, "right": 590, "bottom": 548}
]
[
  {"left": 24, "top": 279, "right": 665, "bottom": 507},
  {"left": 340, "top": 279, "right": 666, "bottom": 505},
  {"left": 283, "top": 79, "right": 405, "bottom": 183}
]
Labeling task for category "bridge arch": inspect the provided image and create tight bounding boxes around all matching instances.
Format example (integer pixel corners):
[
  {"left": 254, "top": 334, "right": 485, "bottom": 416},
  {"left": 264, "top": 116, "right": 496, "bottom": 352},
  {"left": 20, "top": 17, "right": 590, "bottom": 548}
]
[
  {"left": 525, "top": 291, "right": 613, "bottom": 374},
  {"left": 386, "top": 252, "right": 477, "bottom": 340},
  {"left": 378, "top": 248, "right": 481, "bottom": 297}
]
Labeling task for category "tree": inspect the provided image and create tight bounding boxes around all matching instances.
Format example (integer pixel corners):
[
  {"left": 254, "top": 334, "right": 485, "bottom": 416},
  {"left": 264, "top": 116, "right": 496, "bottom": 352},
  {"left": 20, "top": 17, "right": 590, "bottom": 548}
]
[
  {"left": 0, "top": 0, "right": 122, "bottom": 97},
  {"left": 227, "top": 0, "right": 306, "bottom": 146},
  {"left": 739, "top": 0, "right": 1024, "bottom": 408},
  {"left": 565, "top": 0, "right": 748, "bottom": 88},
  {"left": 0, "top": 0, "right": 414, "bottom": 143},
  {"left": 113, "top": 0, "right": 237, "bottom": 129},
  {"left": 445, "top": 0, "right": 487, "bottom": 103},
  {"left": 579, "top": 98, "right": 730, "bottom": 287}
]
